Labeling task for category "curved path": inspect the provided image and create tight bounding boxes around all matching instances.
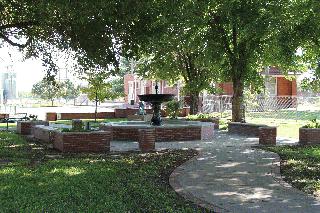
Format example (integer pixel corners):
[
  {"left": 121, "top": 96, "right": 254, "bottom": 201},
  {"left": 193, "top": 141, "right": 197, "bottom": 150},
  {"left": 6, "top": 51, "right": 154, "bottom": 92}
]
[
  {"left": 166, "top": 133, "right": 320, "bottom": 213},
  {"left": 111, "top": 133, "right": 320, "bottom": 212}
]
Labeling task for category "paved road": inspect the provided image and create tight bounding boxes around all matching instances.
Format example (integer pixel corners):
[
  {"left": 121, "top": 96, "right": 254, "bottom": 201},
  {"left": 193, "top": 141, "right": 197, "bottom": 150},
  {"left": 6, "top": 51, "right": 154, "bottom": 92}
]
[{"left": 112, "top": 133, "right": 320, "bottom": 213}]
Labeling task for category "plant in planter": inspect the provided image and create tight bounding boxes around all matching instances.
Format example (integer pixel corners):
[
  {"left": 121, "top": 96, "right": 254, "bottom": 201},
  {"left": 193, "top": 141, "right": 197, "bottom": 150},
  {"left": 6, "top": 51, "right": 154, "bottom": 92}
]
[
  {"left": 300, "top": 119, "right": 320, "bottom": 145},
  {"left": 166, "top": 100, "right": 182, "bottom": 119},
  {"left": 28, "top": 114, "right": 38, "bottom": 121},
  {"left": 186, "top": 113, "right": 220, "bottom": 129},
  {"left": 302, "top": 118, "right": 320, "bottom": 128}
]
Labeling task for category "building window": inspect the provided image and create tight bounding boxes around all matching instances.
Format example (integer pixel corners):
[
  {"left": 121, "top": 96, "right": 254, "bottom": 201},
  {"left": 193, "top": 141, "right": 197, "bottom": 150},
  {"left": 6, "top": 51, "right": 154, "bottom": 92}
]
[
  {"left": 265, "top": 77, "right": 277, "bottom": 96},
  {"left": 136, "top": 81, "right": 140, "bottom": 89}
]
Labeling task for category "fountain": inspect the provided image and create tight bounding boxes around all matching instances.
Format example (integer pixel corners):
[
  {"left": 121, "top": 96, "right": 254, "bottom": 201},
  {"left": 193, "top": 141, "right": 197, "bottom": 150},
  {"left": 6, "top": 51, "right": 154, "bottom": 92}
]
[
  {"left": 138, "top": 82, "right": 174, "bottom": 126},
  {"left": 99, "top": 82, "right": 215, "bottom": 142}
]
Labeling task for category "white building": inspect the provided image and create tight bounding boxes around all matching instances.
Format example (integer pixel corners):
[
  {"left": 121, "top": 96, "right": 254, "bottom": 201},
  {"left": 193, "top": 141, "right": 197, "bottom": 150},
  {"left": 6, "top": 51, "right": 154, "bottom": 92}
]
[{"left": 0, "top": 65, "right": 17, "bottom": 104}]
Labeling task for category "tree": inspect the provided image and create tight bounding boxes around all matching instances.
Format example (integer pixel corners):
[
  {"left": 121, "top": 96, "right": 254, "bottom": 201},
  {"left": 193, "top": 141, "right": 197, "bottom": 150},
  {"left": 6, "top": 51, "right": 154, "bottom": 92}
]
[
  {"left": 60, "top": 80, "right": 80, "bottom": 104},
  {"left": 0, "top": 1, "right": 154, "bottom": 75},
  {"left": 81, "top": 71, "right": 118, "bottom": 122},
  {"left": 135, "top": 6, "right": 220, "bottom": 114},
  {"left": 128, "top": 1, "right": 315, "bottom": 120},
  {"left": 201, "top": 1, "right": 310, "bottom": 121},
  {"left": 31, "top": 78, "right": 62, "bottom": 106}
]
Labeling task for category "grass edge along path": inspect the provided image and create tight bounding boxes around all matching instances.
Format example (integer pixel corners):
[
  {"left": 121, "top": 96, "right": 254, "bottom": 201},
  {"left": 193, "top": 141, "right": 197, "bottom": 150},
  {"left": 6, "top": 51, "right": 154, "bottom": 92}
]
[{"left": 264, "top": 145, "right": 320, "bottom": 197}]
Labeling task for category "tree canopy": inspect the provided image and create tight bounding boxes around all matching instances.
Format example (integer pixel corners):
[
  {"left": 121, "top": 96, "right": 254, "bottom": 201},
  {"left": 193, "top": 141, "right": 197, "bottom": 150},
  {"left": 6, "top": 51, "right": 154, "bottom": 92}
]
[{"left": 31, "top": 78, "right": 62, "bottom": 106}]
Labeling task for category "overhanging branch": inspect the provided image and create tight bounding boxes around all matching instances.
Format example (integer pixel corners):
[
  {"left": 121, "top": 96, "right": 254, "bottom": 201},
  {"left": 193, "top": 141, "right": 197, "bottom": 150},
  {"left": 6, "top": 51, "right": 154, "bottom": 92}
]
[
  {"left": 0, "top": 21, "right": 37, "bottom": 30},
  {"left": 0, "top": 33, "right": 31, "bottom": 48}
]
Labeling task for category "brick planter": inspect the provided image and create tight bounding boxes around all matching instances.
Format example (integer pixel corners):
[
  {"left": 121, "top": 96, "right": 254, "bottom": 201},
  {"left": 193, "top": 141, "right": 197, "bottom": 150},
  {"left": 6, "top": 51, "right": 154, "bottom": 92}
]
[
  {"left": 228, "top": 122, "right": 267, "bottom": 137},
  {"left": 53, "top": 131, "right": 112, "bottom": 153},
  {"left": 17, "top": 120, "right": 49, "bottom": 135},
  {"left": 299, "top": 128, "right": 320, "bottom": 145},
  {"left": 99, "top": 122, "right": 206, "bottom": 142},
  {"left": 259, "top": 127, "right": 277, "bottom": 145},
  {"left": 138, "top": 128, "right": 155, "bottom": 152},
  {"left": 32, "top": 125, "right": 57, "bottom": 143},
  {"left": 46, "top": 112, "right": 57, "bottom": 121}
]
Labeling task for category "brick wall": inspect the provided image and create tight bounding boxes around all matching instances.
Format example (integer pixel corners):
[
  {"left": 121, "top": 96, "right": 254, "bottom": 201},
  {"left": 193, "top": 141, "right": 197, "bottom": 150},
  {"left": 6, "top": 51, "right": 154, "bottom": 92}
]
[
  {"left": 17, "top": 121, "right": 49, "bottom": 135},
  {"left": 228, "top": 122, "right": 268, "bottom": 137},
  {"left": 59, "top": 112, "right": 114, "bottom": 120},
  {"left": 100, "top": 125, "right": 202, "bottom": 142},
  {"left": 124, "top": 74, "right": 135, "bottom": 103},
  {"left": 138, "top": 128, "right": 156, "bottom": 152},
  {"left": 46, "top": 112, "right": 57, "bottom": 121},
  {"left": 156, "top": 127, "right": 202, "bottom": 141},
  {"left": 53, "top": 131, "right": 112, "bottom": 153},
  {"left": 114, "top": 108, "right": 138, "bottom": 118},
  {"left": 218, "top": 82, "right": 234, "bottom": 95},
  {"left": 299, "top": 128, "right": 320, "bottom": 145},
  {"left": 259, "top": 127, "right": 277, "bottom": 145}
]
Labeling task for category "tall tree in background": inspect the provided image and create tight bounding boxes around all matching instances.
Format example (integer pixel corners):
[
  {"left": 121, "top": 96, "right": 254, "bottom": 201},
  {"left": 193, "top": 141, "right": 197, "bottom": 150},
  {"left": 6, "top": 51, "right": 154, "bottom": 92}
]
[{"left": 31, "top": 78, "right": 62, "bottom": 106}]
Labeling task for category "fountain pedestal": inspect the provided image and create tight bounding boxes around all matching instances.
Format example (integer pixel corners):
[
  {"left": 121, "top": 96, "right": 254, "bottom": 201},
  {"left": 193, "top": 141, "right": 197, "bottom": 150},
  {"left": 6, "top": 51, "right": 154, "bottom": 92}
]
[{"left": 151, "top": 102, "right": 162, "bottom": 126}]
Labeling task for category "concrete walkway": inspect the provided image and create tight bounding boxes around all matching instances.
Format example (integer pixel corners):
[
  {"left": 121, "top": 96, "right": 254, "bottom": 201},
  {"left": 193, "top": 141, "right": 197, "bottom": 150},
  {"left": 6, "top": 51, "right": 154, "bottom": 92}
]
[{"left": 112, "top": 132, "right": 320, "bottom": 213}]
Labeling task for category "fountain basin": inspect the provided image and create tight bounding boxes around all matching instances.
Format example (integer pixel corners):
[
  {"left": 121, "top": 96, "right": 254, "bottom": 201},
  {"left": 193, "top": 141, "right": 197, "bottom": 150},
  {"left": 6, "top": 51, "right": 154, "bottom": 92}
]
[
  {"left": 138, "top": 94, "right": 175, "bottom": 103},
  {"left": 100, "top": 120, "right": 214, "bottom": 142}
]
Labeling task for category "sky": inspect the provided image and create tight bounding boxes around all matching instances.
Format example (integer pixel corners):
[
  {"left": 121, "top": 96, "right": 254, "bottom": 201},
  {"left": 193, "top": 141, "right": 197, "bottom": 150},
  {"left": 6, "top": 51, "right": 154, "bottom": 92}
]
[{"left": 0, "top": 45, "right": 79, "bottom": 93}]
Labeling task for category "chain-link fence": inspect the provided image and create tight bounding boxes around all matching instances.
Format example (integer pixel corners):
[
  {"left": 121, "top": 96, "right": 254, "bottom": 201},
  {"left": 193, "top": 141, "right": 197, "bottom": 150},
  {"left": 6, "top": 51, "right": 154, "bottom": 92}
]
[{"left": 202, "top": 94, "right": 320, "bottom": 123}]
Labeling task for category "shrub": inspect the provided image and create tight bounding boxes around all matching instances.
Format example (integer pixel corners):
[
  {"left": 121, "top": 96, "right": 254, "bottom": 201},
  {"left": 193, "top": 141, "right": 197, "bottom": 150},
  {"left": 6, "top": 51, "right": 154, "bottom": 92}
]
[
  {"left": 166, "top": 100, "right": 182, "bottom": 119},
  {"left": 186, "top": 113, "right": 218, "bottom": 120},
  {"left": 302, "top": 119, "right": 320, "bottom": 128}
]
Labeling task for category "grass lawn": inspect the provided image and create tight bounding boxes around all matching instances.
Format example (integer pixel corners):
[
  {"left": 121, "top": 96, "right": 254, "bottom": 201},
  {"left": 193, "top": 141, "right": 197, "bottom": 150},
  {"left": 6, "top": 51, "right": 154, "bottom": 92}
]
[
  {"left": 0, "top": 132, "right": 206, "bottom": 212},
  {"left": 245, "top": 117, "right": 308, "bottom": 139},
  {"left": 265, "top": 145, "right": 320, "bottom": 196},
  {"left": 0, "top": 122, "right": 17, "bottom": 128}
]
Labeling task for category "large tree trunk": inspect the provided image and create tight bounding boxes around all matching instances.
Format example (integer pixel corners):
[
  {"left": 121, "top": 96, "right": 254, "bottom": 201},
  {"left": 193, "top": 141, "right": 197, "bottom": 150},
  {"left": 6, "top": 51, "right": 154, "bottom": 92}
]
[
  {"left": 51, "top": 99, "right": 54, "bottom": 107},
  {"left": 232, "top": 79, "right": 245, "bottom": 122},
  {"left": 189, "top": 92, "right": 200, "bottom": 115},
  {"left": 94, "top": 93, "right": 98, "bottom": 122}
]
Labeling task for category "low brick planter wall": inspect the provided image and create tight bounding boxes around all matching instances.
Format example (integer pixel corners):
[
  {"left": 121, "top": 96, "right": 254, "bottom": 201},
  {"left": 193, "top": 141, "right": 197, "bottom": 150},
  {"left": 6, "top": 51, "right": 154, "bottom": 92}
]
[
  {"left": 53, "top": 131, "right": 112, "bottom": 153},
  {"left": 17, "top": 120, "right": 49, "bottom": 135},
  {"left": 156, "top": 126, "right": 202, "bottom": 141},
  {"left": 46, "top": 112, "right": 57, "bottom": 121},
  {"left": 46, "top": 112, "right": 115, "bottom": 121},
  {"left": 228, "top": 122, "right": 268, "bottom": 137},
  {"left": 100, "top": 122, "right": 206, "bottom": 142},
  {"left": 32, "top": 125, "right": 57, "bottom": 143},
  {"left": 58, "top": 112, "right": 114, "bottom": 120},
  {"left": 138, "top": 128, "right": 156, "bottom": 152},
  {"left": 299, "top": 128, "right": 320, "bottom": 145},
  {"left": 114, "top": 108, "right": 138, "bottom": 118},
  {"left": 259, "top": 127, "right": 277, "bottom": 145}
]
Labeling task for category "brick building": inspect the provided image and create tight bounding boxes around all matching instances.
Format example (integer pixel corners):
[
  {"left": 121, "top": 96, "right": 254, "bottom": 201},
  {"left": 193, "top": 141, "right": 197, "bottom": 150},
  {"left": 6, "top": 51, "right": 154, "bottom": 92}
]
[
  {"left": 124, "top": 74, "right": 180, "bottom": 104},
  {"left": 218, "top": 67, "right": 297, "bottom": 97}
]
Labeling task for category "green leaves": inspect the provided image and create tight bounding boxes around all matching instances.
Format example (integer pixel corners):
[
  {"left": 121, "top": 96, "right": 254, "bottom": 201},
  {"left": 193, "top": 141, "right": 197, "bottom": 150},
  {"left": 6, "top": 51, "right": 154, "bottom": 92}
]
[{"left": 31, "top": 78, "right": 63, "bottom": 106}]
